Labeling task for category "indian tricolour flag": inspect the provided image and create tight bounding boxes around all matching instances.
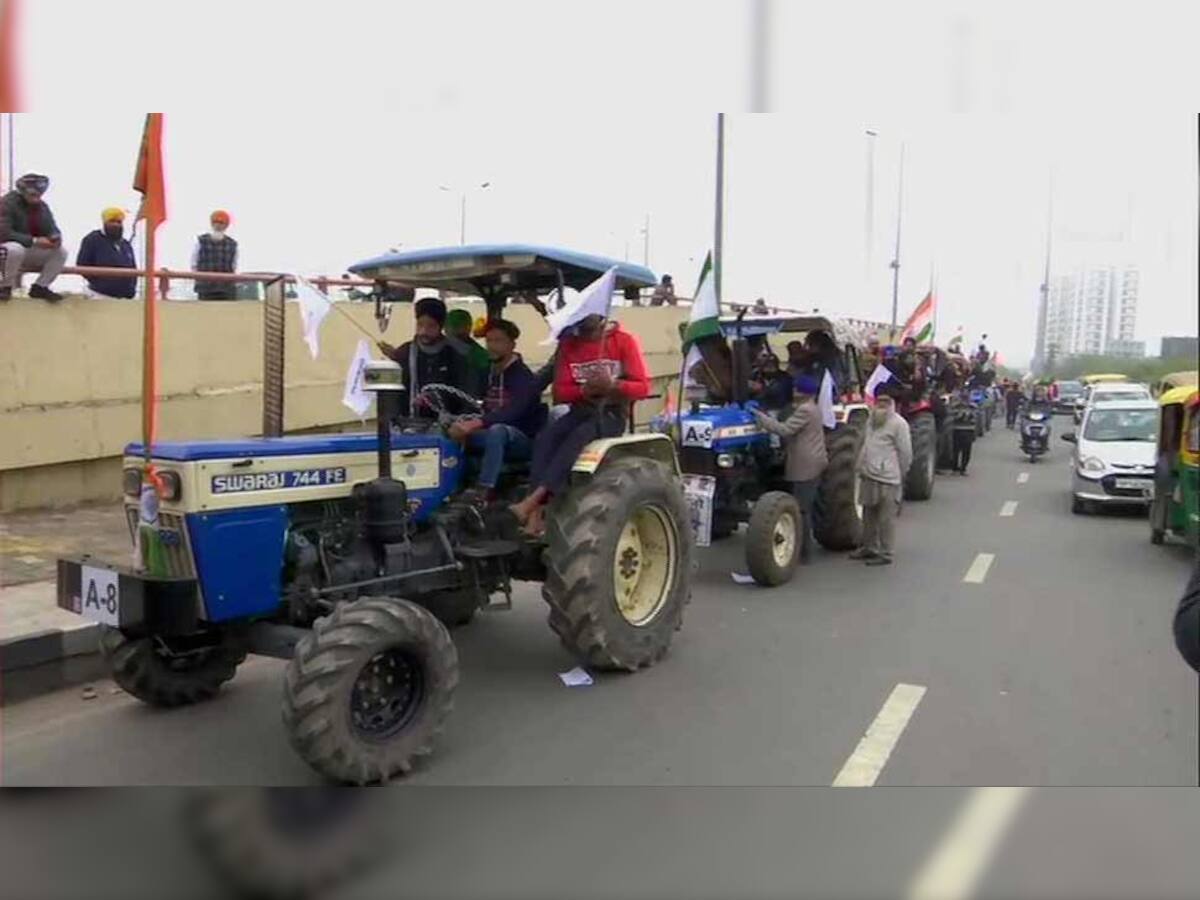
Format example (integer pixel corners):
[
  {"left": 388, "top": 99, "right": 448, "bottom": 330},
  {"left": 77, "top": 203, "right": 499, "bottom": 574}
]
[
  {"left": 681, "top": 252, "right": 720, "bottom": 384},
  {"left": 899, "top": 291, "right": 936, "bottom": 344}
]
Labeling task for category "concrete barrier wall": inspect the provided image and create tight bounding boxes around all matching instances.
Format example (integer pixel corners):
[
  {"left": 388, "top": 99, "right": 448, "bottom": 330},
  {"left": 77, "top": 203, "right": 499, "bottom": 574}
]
[{"left": 0, "top": 297, "right": 688, "bottom": 511}]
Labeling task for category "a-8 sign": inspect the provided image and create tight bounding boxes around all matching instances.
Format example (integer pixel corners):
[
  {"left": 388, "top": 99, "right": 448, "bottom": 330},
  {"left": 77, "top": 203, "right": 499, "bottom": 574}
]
[{"left": 80, "top": 564, "right": 120, "bottom": 626}]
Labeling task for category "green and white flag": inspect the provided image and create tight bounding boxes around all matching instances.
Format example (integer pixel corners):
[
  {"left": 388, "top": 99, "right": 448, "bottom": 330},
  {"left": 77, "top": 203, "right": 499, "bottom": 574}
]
[{"left": 682, "top": 252, "right": 720, "bottom": 350}]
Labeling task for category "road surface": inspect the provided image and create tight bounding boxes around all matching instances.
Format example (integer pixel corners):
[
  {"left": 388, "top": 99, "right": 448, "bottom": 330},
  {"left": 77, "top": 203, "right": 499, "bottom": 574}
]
[{"left": 3, "top": 424, "right": 1195, "bottom": 788}]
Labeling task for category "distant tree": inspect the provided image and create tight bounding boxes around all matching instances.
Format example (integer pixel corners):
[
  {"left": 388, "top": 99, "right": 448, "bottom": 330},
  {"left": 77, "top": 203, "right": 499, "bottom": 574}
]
[{"left": 1049, "top": 354, "right": 1196, "bottom": 384}]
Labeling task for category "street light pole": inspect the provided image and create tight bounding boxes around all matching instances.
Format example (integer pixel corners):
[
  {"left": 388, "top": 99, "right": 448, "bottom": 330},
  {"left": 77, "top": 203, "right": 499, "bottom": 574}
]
[
  {"left": 889, "top": 142, "right": 906, "bottom": 338},
  {"left": 865, "top": 129, "right": 877, "bottom": 274},
  {"left": 440, "top": 182, "right": 489, "bottom": 245},
  {"left": 715, "top": 112, "right": 726, "bottom": 303}
]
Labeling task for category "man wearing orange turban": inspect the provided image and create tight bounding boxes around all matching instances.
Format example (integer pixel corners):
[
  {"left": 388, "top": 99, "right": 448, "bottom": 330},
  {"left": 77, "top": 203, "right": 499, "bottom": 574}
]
[{"left": 191, "top": 209, "right": 239, "bottom": 300}]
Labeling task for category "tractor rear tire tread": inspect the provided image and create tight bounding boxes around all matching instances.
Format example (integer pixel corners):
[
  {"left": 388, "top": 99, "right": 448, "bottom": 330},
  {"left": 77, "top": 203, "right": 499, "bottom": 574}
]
[
  {"left": 100, "top": 626, "right": 245, "bottom": 708},
  {"left": 542, "top": 457, "right": 692, "bottom": 673},
  {"left": 814, "top": 418, "right": 866, "bottom": 551},
  {"left": 904, "top": 411, "right": 937, "bottom": 501}
]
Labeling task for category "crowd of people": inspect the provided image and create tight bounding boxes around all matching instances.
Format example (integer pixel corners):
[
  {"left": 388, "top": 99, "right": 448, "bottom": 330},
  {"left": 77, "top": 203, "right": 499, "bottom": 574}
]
[
  {"left": 0, "top": 171, "right": 241, "bottom": 302},
  {"left": 377, "top": 296, "right": 650, "bottom": 537}
]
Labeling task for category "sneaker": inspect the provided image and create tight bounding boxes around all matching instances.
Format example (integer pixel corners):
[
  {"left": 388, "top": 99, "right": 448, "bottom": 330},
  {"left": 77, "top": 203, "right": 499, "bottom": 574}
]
[
  {"left": 848, "top": 548, "right": 877, "bottom": 560},
  {"left": 29, "top": 284, "right": 63, "bottom": 303},
  {"left": 865, "top": 555, "right": 893, "bottom": 566},
  {"left": 0, "top": 286, "right": 10, "bottom": 301}
]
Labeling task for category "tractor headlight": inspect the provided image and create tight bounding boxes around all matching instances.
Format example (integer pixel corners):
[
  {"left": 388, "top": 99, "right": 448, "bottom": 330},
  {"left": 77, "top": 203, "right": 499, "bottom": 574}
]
[
  {"left": 716, "top": 453, "right": 736, "bottom": 468},
  {"left": 122, "top": 467, "right": 142, "bottom": 497},
  {"left": 157, "top": 470, "right": 182, "bottom": 501},
  {"left": 1080, "top": 456, "right": 1105, "bottom": 474}
]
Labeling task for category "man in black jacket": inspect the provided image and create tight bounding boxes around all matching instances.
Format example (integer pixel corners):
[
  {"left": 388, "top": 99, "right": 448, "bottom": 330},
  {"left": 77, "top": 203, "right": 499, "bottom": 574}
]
[
  {"left": 0, "top": 173, "right": 67, "bottom": 302},
  {"left": 1175, "top": 563, "right": 1200, "bottom": 674},
  {"left": 76, "top": 208, "right": 138, "bottom": 298},
  {"left": 379, "top": 297, "right": 472, "bottom": 418}
]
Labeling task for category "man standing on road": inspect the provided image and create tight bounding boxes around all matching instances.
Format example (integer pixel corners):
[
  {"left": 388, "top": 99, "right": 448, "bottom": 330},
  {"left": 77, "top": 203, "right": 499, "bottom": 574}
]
[
  {"left": 851, "top": 384, "right": 912, "bottom": 566},
  {"left": 1004, "top": 380, "right": 1022, "bottom": 428},
  {"left": 948, "top": 389, "right": 977, "bottom": 475},
  {"left": 0, "top": 173, "right": 68, "bottom": 302},
  {"left": 750, "top": 373, "right": 828, "bottom": 564}
]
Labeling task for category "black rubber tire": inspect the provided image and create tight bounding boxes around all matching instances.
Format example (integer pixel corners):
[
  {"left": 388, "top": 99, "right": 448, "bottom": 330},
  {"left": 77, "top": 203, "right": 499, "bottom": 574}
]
[
  {"left": 415, "top": 589, "right": 478, "bottom": 628},
  {"left": 745, "top": 491, "right": 802, "bottom": 586},
  {"left": 542, "top": 457, "right": 692, "bottom": 672},
  {"left": 936, "top": 426, "right": 955, "bottom": 471},
  {"left": 100, "top": 626, "right": 245, "bottom": 708},
  {"left": 1071, "top": 495, "right": 1089, "bottom": 515},
  {"left": 814, "top": 418, "right": 865, "bottom": 551},
  {"left": 904, "top": 411, "right": 937, "bottom": 501},
  {"left": 282, "top": 597, "right": 458, "bottom": 785},
  {"left": 1150, "top": 495, "right": 1167, "bottom": 544},
  {"left": 188, "top": 789, "right": 386, "bottom": 900}
]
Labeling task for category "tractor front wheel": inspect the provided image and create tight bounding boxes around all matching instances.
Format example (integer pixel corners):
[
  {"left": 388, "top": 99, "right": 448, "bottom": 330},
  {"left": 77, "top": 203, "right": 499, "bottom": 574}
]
[
  {"left": 904, "top": 411, "right": 937, "bottom": 501},
  {"left": 282, "top": 597, "right": 458, "bottom": 784},
  {"left": 543, "top": 457, "right": 692, "bottom": 672},
  {"left": 100, "top": 626, "right": 246, "bottom": 708},
  {"left": 745, "top": 491, "right": 802, "bottom": 586}
]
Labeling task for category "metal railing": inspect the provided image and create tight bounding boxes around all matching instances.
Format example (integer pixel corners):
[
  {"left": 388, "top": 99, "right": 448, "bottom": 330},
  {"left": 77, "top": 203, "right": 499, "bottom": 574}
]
[{"left": 57, "top": 265, "right": 376, "bottom": 298}]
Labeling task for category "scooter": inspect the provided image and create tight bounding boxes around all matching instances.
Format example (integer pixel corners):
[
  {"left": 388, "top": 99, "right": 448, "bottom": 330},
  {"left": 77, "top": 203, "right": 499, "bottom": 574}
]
[{"left": 1019, "top": 407, "right": 1052, "bottom": 462}]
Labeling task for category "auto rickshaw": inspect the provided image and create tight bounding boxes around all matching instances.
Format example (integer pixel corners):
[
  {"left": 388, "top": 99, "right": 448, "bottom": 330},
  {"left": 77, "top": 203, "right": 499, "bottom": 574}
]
[{"left": 1150, "top": 386, "right": 1200, "bottom": 549}]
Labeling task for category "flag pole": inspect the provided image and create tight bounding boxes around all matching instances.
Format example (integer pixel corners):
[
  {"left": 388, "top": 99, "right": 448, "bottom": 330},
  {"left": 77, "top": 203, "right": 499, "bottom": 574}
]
[
  {"left": 889, "top": 142, "right": 905, "bottom": 340},
  {"left": 714, "top": 113, "right": 725, "bottom": 304}
]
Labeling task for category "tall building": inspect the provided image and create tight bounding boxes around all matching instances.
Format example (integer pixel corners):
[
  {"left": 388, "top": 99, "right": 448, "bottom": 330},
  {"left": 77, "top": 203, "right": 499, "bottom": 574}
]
[
  {"left": 1042, "top": 264, "right": 1139, "bottom": 358},
  {"left": 1161, "top": 336, "right": 1198, "bottom": 360}
]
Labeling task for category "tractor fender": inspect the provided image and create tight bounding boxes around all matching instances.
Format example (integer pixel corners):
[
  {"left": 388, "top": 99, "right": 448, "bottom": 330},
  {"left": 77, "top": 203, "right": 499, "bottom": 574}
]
[{"left": 572, "top": 433, "right": 680, "bottom": 476}]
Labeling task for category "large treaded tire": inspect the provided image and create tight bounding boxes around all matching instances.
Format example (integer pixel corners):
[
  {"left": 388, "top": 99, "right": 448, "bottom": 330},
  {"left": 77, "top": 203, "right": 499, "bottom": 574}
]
[
  {"left": 904, "top": 411, "right": 937, "bottom": 501},
  {"left": 100, "top": 626, "right": 245, "bottom": 708},
  {"left": 814, "top": 417, "right": 866, "bottom": 551},
  {"left": 282, "top": 597, "right": 458, "bottom": 785},
  {"left": 188, "top": 789, "right": 386, "bottom": 900},
  {"left": 745, "top": 491, "right": 801, "bottom": 586},
  {"left": 542, "top": 457, "right": 692, "bottom": 672}
]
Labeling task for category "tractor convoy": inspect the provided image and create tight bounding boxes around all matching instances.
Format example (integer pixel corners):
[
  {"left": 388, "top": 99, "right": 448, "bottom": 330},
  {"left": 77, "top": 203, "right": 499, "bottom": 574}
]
[{"left": 53, "top": 244, "right": 999, "bottom": 785}]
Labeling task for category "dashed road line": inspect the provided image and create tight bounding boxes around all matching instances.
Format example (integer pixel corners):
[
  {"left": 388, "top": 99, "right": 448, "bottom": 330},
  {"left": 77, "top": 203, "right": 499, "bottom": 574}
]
[
  {"left": 999, "top": 501, "right": 1018, "bottom": 517},
  {"left": 963, "top": 553, "right": 995, "bottom": 584},
  {"left": 1016, "top": 472, "right": 1029, "bottom": 484},
  {"left": 906, "top": 787, "right": 1033, "bottom": 900},
  {"left": 832, "top": 683, "right": 927, "bottom": 787}
]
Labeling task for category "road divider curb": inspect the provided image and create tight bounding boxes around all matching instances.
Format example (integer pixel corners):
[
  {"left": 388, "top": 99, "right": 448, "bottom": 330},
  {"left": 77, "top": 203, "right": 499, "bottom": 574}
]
[{"left": 0, "top": 623, "right": 103, "bottom": 705}]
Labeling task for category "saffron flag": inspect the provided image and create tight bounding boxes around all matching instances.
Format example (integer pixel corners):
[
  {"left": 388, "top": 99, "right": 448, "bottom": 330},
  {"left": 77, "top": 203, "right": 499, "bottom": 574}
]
[
  {"left": 899, "top": 291, "right": 935, "bottom": 344},
  {"left": 543, "top": 265, "right": 618, "bottom": 344},
  {"left": 133, "top": 113, "right": 167, "bottom": 229},
  {"left": 0, "top": 1, "right": 20, "bottom": 113}
]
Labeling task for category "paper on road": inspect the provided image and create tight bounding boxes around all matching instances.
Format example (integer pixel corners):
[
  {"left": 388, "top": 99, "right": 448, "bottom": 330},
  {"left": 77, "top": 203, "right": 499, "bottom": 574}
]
[
  {"left": 730, "top": 572, "right": 756, "bottom": 585},
  {"left": 558, "top": 666, "right": 594, "bottom": 687}
]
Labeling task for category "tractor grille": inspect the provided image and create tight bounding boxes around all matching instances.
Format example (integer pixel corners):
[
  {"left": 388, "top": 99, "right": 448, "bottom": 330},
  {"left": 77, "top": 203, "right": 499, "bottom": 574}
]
[
  {"left": 125, "top": 506, "right": 197, "bottom": 578},
  {"left": 679, "top": 447, "right": 719, "bottom": 477}
]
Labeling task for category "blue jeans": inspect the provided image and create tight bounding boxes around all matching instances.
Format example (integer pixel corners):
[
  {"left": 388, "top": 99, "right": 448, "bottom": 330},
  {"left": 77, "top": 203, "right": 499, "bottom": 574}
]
[{"left": 469, "top": 424, "right": 533, "bottom": 489}]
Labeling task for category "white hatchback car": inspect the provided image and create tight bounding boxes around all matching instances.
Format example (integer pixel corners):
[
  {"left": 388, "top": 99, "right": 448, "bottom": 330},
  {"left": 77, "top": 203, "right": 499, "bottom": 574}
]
[
  {"left": 1073, "top": 381, "right": 1151, "bottom": 425},
  {"left": 1063, "top": 398, "right": 1158, "bottom": 514}
]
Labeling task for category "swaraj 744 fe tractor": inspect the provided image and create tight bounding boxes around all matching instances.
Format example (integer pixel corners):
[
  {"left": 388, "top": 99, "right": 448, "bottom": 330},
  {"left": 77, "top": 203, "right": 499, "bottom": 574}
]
[{"left": 55, "top": 245, "right": 694, "bottom": 785}]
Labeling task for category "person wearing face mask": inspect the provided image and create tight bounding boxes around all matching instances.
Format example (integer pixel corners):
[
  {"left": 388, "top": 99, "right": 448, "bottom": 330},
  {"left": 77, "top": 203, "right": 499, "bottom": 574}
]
[
  {"left": 0, "top": 172, "right": 68, "bottom": 302},
  {"left": 191, "top": 209, "right": 239, "bottom": 300},
  {"left": 76, "top": 208, "right": 138, "bottom": 298},
  {"left": 378, "top": 296, "right": 472, "bottom": 419},
  {"left": 851, "top": 383, "right": 912, "bottom": 566}
]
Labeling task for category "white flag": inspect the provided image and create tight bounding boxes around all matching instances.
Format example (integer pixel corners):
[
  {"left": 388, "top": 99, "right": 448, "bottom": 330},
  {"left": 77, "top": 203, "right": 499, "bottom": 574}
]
[
  {"left": 862, "top": 363, "right": 894, "bottom": 404},
  {"left": 818, "top": 369, "right": 836, "bottom": 428},
  {"left": 542, "top": 266, "right": 618, "bottom": 344},
  {"left": 342, "top": 339, "right": 374, "bottom": 418},
  {"left": 293, "top": 274, "right": 332, "bottom": 359}
]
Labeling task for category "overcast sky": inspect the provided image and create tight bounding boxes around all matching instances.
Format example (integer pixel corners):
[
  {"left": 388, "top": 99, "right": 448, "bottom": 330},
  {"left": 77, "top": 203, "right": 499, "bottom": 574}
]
[{"left": 7, "top": 0, "right": 1197, "bottom": 366}]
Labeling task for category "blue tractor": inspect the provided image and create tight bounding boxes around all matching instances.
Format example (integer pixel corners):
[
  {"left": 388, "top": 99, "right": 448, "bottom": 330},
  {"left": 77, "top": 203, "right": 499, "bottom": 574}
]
[
  {"left": 663, "top": 313, "right": 870, "bottom": 585},
  {"left": 55, "top": 245, "right": 694, "bottom": 784}
]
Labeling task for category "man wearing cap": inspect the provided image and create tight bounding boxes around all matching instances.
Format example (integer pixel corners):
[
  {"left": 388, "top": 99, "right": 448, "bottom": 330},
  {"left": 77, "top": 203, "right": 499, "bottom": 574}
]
[
  {"left": 447, "top": 319, "right": 548, "bottom": 504},
  {"left": 76, "top": 208, "right": 138, "bottom": 299},
  {"left": 0, "top": 172, "right": 68, "bottom": 302},
  {"left": 750, "top": 373, "right": 829, "bottom": 564},
  {"left": 379, "top": 296, "right": 472, "bottom": 418},
  {"left": 191, "top": 210, "right": 238, "bottom": 300}
]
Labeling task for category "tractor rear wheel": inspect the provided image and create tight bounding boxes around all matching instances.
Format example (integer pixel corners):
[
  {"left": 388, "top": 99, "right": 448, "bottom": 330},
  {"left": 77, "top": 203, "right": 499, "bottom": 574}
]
[
  {"left": 543, "top": 457, "right": 692, "bottom": 672},
  {"left": 282, "top": 597, "right": 458, "bottom": 784},
  {"left": 814, "top": 417, "right": 866, "bottom": 551},
  {"left": 100, "top": 626, "right": 246, "bottom": 708},
  {"left": 745, "top": 491, "right": 802, "bottom": 586},
  {"left": 904, "top": 411, "right": 937, "bottom": 501}
]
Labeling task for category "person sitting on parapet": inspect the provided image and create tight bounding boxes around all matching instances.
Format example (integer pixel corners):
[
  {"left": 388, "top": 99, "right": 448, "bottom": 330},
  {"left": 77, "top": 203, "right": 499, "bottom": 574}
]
[
  {"left": 76, "top": 207, "right": 138, "bottom": 299},
  {"left": 509, "top": 313, "right": 650, "bottom": 536},
  {"left": 448, "top": 319, "right": 548, "bottom": 505},
  {"left": 379, "top": 296, "right": 473, "bottom": 419},
  {"left": 0, "top": 172, "right": 68, "bottom": 302}
]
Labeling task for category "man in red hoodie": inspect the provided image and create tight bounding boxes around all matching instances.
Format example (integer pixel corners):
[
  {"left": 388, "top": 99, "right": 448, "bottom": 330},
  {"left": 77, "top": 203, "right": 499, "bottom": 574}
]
[{"left": 510, "top": 314, "right": 650, "bottom": 535}]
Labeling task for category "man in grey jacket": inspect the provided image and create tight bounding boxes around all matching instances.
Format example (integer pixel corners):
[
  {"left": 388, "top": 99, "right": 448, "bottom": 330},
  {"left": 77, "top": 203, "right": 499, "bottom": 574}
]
[
  {"left": 850, "top": 384, "right": 913, "bottom": 565},
  {"left": 751, "top": 373, "right": 828, "bottom": 563},
  {"left": 0, "top": 173, "right": 68, "bottom": 302}
]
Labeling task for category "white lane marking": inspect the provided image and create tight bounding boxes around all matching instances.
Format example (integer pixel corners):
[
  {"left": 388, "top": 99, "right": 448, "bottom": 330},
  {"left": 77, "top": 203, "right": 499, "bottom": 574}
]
[
  {"left": 832, "top": 683, "right": 927, "bottom": 787},
  {"left": 1017, "top": 472, "right": 1030, "bottom": 484},
  {"left": 906, "top": 787, "right": 1033, "bottom": 900},
  {"left": 963, "top": 553, "right": 995, "bottom": 583},
  {"left": 999, "top": 501, "right": 1018, "bottom": 517}
]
